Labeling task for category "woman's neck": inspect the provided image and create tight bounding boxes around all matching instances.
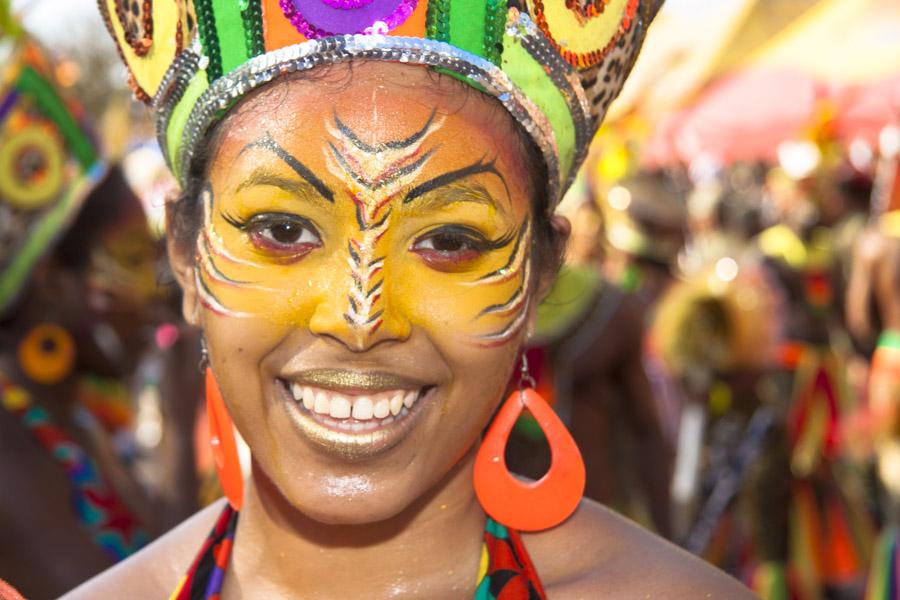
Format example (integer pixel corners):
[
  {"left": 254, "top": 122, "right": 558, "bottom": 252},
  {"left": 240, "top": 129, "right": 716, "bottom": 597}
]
[{"left": 227, "top": 448, "right": 486, "bottom": 599}]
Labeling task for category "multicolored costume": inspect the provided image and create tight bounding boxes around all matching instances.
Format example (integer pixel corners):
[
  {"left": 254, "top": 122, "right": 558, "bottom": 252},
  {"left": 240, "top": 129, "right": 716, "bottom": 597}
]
[
  {"left": 757, "top": 216, "right": 872, "bottom": 597},
  {"left": 170, "top": 505, "right": 545, "bottom": 599},
  {"left": 864, "top": 216, "right": 900, "bottom": 599},
  {"left": 0, "top": 373, "right": 149, "bottom": 561},
  {"left": 781, "top": 342, "right": 871, "bottom": 597}
]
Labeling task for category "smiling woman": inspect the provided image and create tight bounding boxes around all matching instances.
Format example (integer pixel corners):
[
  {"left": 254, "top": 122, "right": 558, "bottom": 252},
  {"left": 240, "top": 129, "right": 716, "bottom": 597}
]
[{"left": 65, "top": 0, "right": 754, "bottom": 597}]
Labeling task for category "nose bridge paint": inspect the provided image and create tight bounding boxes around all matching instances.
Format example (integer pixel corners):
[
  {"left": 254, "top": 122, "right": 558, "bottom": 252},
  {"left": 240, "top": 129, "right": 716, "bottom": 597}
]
[{"left": 322, "top": 110, "right": 442, "bottom": 347}]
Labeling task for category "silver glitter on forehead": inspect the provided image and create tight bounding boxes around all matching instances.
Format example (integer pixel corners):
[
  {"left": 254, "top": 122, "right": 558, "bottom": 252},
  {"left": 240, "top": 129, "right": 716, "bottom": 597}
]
[{"left": 154, "top": 21, "right": 576, "bottom": 208}]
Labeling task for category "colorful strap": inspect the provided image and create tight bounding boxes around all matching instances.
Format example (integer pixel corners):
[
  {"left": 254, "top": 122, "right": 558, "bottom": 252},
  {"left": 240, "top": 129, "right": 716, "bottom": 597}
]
[
  {"left": 171, "top": 507, "right": 546, "bottom": 599},
  {"left": 476, "top": 517, "right": 546, "bottom": 599},
  {"left": 0, "top": 373, "right": 149, "bottom": 561},
  {"left": 170, "top": 504, "right": 238, "bottom": 600},
  {"left": 865, "top": 527, "right": 900, "bottom": 600},
  {"left": 879, "top": 330, "right": 900, "bottom": 352}
]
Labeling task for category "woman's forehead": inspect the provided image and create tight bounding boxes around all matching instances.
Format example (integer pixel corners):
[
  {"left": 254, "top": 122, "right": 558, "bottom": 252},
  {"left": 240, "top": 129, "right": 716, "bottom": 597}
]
[{"left": 212, "top": 62, "right": 527, "bottom": 170}]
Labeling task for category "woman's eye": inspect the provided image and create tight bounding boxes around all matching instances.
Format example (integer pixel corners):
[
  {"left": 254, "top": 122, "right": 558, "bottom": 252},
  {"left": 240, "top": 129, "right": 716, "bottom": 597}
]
[
  {"left": 227, "top": 213, "right": 322, "bottom": 257},
  {"left": 260, "top": 221, "right": 315, "bottom": 245},
  {"left": 411, "top": 227, "right": 487, "bottom": 270}
]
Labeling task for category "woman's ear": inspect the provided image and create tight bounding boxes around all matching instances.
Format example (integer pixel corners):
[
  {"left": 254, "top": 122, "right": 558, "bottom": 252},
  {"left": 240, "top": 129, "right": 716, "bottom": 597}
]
[
  {"left": 535, "top": 214, "right": 570, "bottom": 300},
  {"left": 524, "top": 214, "right": 570, "bottom": 343},
  {"left": 165, "top": 201, "right": 201, "bottom": 326}
]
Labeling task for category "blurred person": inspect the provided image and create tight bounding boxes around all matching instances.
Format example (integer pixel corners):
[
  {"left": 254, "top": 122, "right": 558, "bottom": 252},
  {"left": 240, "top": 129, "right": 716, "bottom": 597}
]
[
  {"left": 0, "top": 20, "right": 162, "bottom": 597},
  {"left": 652, "top": 256, "right": 791, "bottom": 598},
  {"left": 120, "top": 142, "right": 205, "bottom": 530},
  {"left": 681, "top": 163, "right": 767, "bottom": 274},
  {"left": 846, "top": 145, "right": 900, "bottom": 597},
  {"left": 600, "top": 170, "right": 688, "bottom": 310},
  {"left": 756, "top": 151, "right": 873, "bottom": 599},
  {"left": 507, "top": 197, "right": 674, "bottom": 538}
]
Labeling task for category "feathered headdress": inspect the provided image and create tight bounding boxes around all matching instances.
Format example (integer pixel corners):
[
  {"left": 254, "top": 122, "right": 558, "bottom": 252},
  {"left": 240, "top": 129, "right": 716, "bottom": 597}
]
[{"left": 98, "top": 0, "right": 663, "bottom": 206}]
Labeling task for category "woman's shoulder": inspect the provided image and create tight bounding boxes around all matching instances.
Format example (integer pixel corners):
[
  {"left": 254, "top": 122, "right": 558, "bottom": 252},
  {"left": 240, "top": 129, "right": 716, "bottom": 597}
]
[
  {"left": 61, "top": 499, "right": 227, "bottom": 599},
  {"left": 523, "top": 499, "right": 756, "bottom": 599}
]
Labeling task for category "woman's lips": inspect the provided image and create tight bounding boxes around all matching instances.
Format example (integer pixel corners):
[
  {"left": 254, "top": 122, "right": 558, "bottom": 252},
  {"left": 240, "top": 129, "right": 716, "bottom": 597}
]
[{"left": 276, "top": 371, "right": 434, "bottom": 459}]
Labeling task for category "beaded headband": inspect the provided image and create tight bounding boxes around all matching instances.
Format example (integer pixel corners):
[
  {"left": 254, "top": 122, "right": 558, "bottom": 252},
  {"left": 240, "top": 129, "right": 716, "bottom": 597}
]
[
  {"left": 0, "top": 10, "right": 105, "bottom": 312},
  {"left": 100, "top": 0, "right": 661, "bottom": 206}
]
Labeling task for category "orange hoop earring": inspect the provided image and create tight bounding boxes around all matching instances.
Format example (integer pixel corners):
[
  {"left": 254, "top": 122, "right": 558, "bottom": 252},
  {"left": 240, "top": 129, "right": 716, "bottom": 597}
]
[
  {"left": 473, "top": 357, "right": 585, "bottom": 531},
  {"left": 17, "top": 323, "right": 75, "bottom": 385},
  {"left": 205, "top": 367, "right": 244, "bottom": 510}
]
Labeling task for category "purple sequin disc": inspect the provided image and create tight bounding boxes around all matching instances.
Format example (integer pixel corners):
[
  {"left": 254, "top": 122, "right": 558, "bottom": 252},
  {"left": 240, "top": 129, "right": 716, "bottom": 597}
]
[{"left": 281, "top": 0, "right": 418, "bottom": 37}]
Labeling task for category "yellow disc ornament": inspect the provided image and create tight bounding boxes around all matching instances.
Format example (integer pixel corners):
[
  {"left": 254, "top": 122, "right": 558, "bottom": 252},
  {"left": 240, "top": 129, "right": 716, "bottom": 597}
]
[
  {"left": 99, "top": 0, "right": 192, "bottom": 102},
  {"left": 526, "top": 0, "right": 639, "bottom": 67},
  {"left": 0, "top": 126, "right": 65, "bottom": 211}
]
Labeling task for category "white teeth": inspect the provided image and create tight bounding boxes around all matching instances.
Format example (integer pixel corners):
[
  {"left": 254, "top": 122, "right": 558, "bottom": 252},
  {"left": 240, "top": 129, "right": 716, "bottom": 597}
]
[
  {"left": 389, "top": 393, "right": 403, "bottom": 416},
  {"left": 330, "top": 395, "right": 351, "bottom": 419},
  {"left": 314, "top": 392, "right": 330, "bottom": 415},
  {"left": 352, "top": 396, "right": 373, "bottom": 420},
  {"left": 373, "top": 398, "right": 390, "bottom": 419},
  {"left": 290, "top": 382, "right": 424, "bottom": 424}
]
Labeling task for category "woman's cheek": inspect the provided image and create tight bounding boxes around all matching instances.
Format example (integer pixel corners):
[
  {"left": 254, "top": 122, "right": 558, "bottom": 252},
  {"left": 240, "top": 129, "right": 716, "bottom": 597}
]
[
  {"left": 197, "top": 244, "right": 340, "bottom": 327},
  {"left": 390, "top": 257, "right": 529, "bottom": 345}
]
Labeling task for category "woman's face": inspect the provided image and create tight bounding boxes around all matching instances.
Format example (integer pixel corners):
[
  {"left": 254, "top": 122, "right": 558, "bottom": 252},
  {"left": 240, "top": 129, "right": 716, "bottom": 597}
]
[{"left": 176, "top": 62, "right": 538, "bottom": 523}]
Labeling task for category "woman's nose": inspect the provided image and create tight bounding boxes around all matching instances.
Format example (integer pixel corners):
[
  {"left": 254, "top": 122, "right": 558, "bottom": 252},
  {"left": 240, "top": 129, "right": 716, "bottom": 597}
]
[{"left": 308, "top": 278, "right": 411, "bottom": 352}]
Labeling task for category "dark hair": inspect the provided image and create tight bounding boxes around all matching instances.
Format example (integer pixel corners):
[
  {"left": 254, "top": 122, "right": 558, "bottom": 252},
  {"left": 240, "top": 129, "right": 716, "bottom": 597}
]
[{"left": 168, "top": 66, "right": 565, "bottom": 283}]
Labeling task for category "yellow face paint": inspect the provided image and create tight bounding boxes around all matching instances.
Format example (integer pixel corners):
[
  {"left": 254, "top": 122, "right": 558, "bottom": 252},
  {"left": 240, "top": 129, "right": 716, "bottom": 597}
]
[{"left": 197, "top": 109, "right": 532, "bottom": 347}]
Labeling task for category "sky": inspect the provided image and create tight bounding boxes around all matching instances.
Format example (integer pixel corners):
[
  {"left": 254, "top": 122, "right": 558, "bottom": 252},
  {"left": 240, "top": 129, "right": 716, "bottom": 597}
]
[{"left": 13, "top": 0, "right": 746, "bottom": 40}]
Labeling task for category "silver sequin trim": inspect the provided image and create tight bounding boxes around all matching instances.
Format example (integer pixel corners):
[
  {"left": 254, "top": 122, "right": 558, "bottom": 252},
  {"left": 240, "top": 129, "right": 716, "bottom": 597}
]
[{"left": 157, "top": 31, "right": 571, "bottom": 206}]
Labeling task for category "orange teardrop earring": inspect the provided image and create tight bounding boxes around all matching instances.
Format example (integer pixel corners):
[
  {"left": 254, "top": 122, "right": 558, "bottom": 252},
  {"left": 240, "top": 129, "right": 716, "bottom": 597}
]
[
  {"left": 474, "top": 354, "right": 585, "bottom": 531},
  {"left": 202, "top": 341, "right": 244, "bottom": 510}
]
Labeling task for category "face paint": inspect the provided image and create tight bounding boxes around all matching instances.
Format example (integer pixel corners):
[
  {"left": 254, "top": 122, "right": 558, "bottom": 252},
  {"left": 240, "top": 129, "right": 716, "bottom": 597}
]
[
  {"left": 198, "top": 108, "right": 534, "bottom": 347},
  {"left": 324, "top": 110, "right": 442, "bottom": 340},
  {"left": 468, "top": 221, "right": 532, "bottom": 347},
  {"left": 88, "top": 212, "right": 161, "bottom": 305}
]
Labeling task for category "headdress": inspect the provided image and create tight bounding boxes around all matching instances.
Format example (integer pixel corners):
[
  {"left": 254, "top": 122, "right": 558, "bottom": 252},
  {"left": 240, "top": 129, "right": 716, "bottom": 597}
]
[
  {"left": 0, "top": 5, "right": 105, "bottom": 312},
  {"left": 99, "top": 0, "right": 662, "bottom": 207}
]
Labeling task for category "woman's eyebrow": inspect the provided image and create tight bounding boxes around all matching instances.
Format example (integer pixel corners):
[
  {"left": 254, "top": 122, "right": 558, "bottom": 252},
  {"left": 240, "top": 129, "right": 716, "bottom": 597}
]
[
  {"left": 238, "top": 133, "right": 334, "bottom": 202},
  {"left": 234, "top": 170, "right": 328, "bottom": 206},
  {"left": 405, "top": 181, "right": 508, "bottom": 215},
  {"left": 403, "top": 157, "right": 510, "bottom": 205}
]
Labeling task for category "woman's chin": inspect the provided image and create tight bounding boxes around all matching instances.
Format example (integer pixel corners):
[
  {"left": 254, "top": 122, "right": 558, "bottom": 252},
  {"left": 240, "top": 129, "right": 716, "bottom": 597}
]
[
  {"left": 260, "top": 468, "right": 424, "bottom": 527},
  {"left": 293, "top": 502, "right": 410, "bottom": 527}
]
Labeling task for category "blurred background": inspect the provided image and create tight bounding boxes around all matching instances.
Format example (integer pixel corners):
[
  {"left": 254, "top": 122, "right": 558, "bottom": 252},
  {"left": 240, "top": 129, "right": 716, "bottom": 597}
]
[{"left": 2, "top": 0, "right": 900, "bottom": 598}]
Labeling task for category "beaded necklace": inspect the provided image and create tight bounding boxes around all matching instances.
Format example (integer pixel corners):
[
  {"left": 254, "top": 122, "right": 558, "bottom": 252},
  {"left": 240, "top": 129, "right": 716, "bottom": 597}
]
[{"left": 0, "top": 371, "right": 150, "bottom": 561}]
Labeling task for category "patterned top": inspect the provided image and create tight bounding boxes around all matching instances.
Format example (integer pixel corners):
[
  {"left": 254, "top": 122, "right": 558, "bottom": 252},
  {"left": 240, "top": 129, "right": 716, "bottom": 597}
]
[{"left": 171, "top": 505, "right": 546, "bottom": 599}]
